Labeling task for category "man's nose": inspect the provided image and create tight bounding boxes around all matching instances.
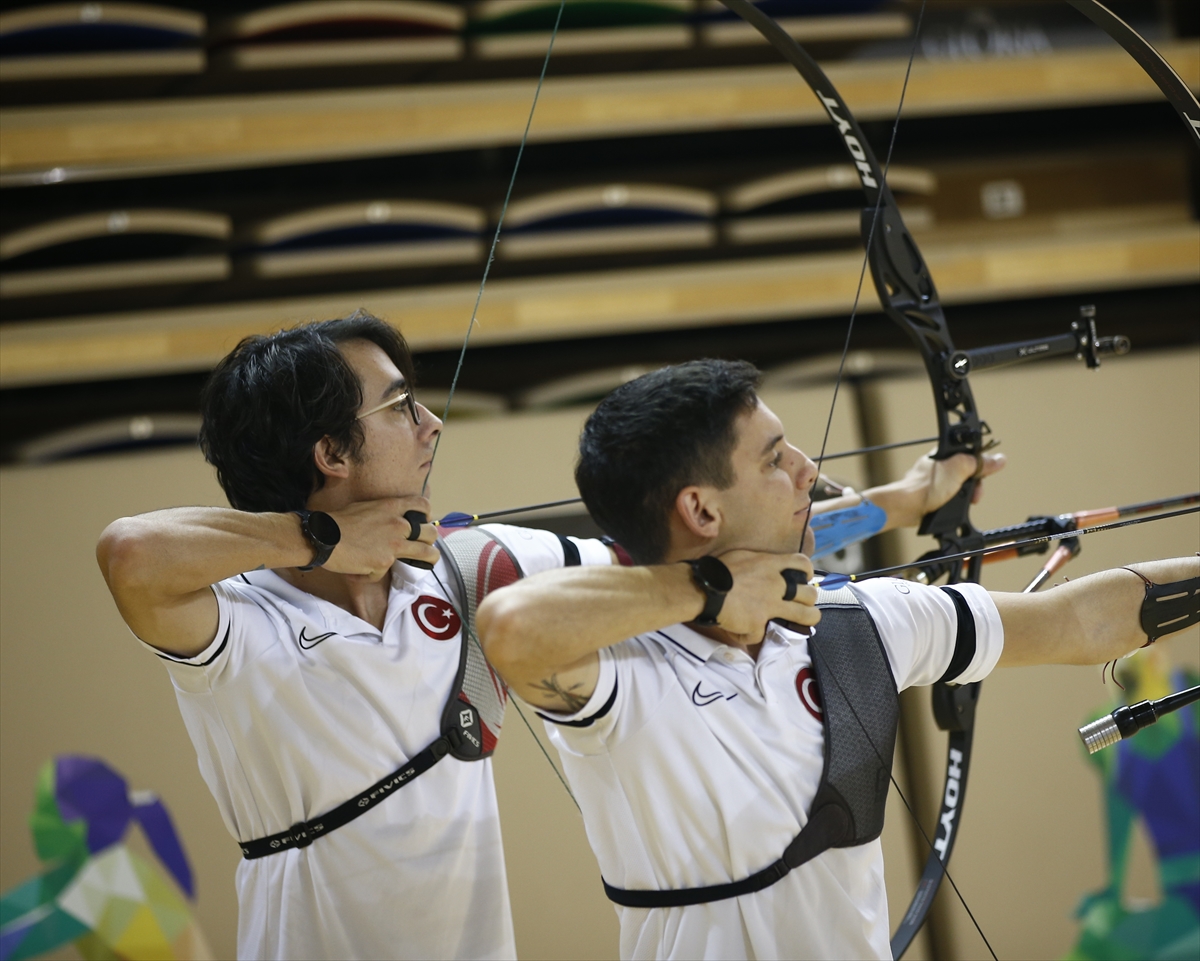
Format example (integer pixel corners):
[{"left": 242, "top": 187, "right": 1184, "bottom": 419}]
[
  {"left": 417, "top": 404, "right": 443, "bottom": 438},
  {"left": 795, "top": 451, "right": 819, "bottom": 489}
]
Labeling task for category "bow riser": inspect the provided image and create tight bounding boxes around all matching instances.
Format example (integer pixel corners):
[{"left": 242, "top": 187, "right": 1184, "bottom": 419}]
[{"left": 862, "top": 201, "right": 986, "bottom": 547}]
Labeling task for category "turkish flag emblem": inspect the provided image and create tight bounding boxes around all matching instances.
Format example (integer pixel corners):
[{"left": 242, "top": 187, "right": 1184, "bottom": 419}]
[
  {"left": 795, "top": 666, "right": 823, "bottom": 721},
  {"left": 411, "top": 595, "right": 462, "bottom": 641}
]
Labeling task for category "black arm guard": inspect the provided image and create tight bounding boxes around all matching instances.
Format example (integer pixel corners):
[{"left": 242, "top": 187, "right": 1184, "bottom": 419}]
[{"left": 1123, "top": 568, "right": 1200, "bottom": 644}]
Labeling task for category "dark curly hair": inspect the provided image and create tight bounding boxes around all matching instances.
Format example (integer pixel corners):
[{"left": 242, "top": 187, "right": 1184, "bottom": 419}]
[
  {"left": 199, "top": 309, "right": 416, "bottom": 513},
  {"left": 575, "top": 360, "right": 761, "bottom": 564}
]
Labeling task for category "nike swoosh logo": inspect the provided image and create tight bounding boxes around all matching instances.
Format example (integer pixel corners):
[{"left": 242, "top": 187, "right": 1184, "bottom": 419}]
[
  {"left": 692, "top": 682, "right": 726, "bottom": 707},
  {"left": 298, "top": 627, "right": 336, "bottom": 649}
]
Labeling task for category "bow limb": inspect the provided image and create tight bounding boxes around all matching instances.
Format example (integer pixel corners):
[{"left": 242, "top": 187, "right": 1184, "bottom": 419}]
[
  {"left": 1067, "top": 0, "right": 1200, "bottom": 148},
  {"left": 716, "top": 1, "right": 985, "bottom": 559}
]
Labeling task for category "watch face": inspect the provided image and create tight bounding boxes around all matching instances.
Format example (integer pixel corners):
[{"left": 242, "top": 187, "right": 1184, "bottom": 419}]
[
  {"left": 696, "top": 556, "right": 733, "bottom": 593},
  {"left": 307, "top": 511, "right": 341, "bottom": 547}
]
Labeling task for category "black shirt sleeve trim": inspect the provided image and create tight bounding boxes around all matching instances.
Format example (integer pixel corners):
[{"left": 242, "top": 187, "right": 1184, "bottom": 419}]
[
  {"left": 557, "top": 534, "right": 581, "bottom": 567},
  {"left": 537, "top": 674, "right": 618, "bottom": 728},
  {"left": 937, "top": 587, "right": 977, "bottom": 684},
  {"left": 155, "top": 624, "right": 230, "bottom": 668}
]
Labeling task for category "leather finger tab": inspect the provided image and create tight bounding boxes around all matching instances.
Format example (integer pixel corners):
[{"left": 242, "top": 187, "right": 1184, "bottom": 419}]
[
  {"left": 781, "top": 568, "right": 809, "bottom": 602},
  {"left": 404, "top": 510, "right": 427, "bottom": 541}
]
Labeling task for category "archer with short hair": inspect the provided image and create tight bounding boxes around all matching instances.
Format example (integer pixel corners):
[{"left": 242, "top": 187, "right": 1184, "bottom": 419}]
[
  {"left": 477, "top": 358, "right": 1199, "bottom": 961},
  {"left": 97, "top": 310, "right": 625, "bottom": 959}
]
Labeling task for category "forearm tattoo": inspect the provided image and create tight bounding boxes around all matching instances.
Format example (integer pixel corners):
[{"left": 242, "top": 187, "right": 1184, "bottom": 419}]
[{"left": 532, "top": 674, "right": 590, "bottom": 713}]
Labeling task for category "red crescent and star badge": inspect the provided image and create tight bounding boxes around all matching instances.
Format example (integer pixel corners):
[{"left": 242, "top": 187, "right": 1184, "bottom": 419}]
[
  {"left": 411, "top": 595, "right": 462, "bottom": 641},
  {"left": 795, "top": 666, "right": 823, "bottom": 721}
]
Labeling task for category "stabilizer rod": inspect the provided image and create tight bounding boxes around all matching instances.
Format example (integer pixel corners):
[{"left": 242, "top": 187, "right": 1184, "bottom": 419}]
[
  {"left": 1080, "top": 685, "right": 1200, "bottom": 754},
  {"left": 945, "top": 306, "right": 1129, "bottom": 380}
]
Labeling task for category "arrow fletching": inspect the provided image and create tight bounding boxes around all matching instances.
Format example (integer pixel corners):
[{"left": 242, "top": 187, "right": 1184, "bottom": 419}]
[{"left": 436, "top": 512, "right": 477, "bottom": 528}]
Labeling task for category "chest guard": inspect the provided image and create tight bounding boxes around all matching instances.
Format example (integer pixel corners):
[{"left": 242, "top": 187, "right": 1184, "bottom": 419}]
[
  {"left": 436, "top": 527, "right": 524, "bottom": 760},
  {"left": 239, "top": 527, "right": 528, "bottom": 859},
  {"left": 800, "top": 584, "right": 899, "bottom": 851},
  {"left": 603, "top": 584, "right": 899, "bottom": 907}
]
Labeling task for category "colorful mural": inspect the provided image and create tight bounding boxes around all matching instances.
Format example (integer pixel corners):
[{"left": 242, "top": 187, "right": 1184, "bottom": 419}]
[
  {"left": 1066, "top": 651, "right": 1200, "bottom": 961},
  {"left": 0, "top": 756, "right": 209, "bottom": 961}
]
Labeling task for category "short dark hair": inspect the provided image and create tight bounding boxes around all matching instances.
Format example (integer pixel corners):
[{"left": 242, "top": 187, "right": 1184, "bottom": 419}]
[
  {"left": 575, "top": 360, "right": 761, "bottom": 563},
  {"left": 199, "top": 309, "right": 416, "bottom": 513}
]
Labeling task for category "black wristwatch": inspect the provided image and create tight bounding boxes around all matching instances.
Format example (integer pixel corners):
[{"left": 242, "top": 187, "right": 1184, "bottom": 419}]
[
  {"left": 293, "top": 510, "right": 341, "bottom": 571},
  {"left": 684, "top": 556, "right": 733, "bottom": 626}
]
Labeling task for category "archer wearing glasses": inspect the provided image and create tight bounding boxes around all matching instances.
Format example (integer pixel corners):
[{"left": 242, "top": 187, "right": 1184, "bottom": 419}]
[
  {"left": 95, "top": 310, "right": 617, "bottom": 960},
  {"left": 359, "top": 386, "right": 421, "bottom": 425}
]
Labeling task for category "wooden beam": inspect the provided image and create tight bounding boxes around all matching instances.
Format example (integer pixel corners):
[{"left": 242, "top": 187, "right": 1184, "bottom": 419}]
[
  {"left": 2, "top": 43, "right": 1196, "bottom": 184},
  {"left": 2, "top": 219, "right": 1196, "bottom": 388}
]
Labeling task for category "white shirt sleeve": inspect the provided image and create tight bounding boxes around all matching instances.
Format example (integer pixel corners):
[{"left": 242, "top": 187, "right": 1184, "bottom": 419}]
[
  {"left": 537, "top": 635, "right": 679, "bottom": 757},
  {"left": 849, "top": 578, "right": 1003, "bottom": 690},
  {"left": 138, "top": 577, "right": 281, "bottom": 690},
  {"left": 533, "top": 646, "right": 619, "bottom": 754},
  {"left": 477, "top": 523, "right": 613, "bottom": 575},
  {"left": 135, "top": 584, "right": 232, "bottom": 670}
]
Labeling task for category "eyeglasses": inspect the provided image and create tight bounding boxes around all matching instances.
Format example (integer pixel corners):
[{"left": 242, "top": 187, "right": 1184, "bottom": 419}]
[{"left": 358, "top": 389, "right": 421, "bottom": 425}]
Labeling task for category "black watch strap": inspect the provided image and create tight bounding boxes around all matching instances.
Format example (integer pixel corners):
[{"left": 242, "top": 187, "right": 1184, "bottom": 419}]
[
  {"left": 685, "top": 557, "right": 732, "bottom": 626},
  {"left": 294, "top": 510, "right": 340, "bottom": 571}
]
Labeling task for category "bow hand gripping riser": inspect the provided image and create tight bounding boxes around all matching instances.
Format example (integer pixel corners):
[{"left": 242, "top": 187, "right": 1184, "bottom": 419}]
[{"left": 862, "top": 198, "right": 986, "bottom": 557}]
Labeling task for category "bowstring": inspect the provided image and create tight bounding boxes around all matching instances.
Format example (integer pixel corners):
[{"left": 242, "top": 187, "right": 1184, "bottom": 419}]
[
  {"left": 797, "top": 0, "right": 928, "bottom": 555},
  {"left": 507, "top": 689, "right": 582, "bottom": 812},
  {"left": 421, "top": 0, "right": 566, "bottom": 497},
  {"left": 431, "top": 563, "right": 581, "bottom": 812},
  {"left": 418, "top": 0, "right": 578, "bottom": 813}
]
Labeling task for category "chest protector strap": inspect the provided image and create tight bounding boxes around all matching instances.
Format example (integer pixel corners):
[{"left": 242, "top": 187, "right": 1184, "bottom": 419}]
[
  {"left": 603, "top": 585, "right": 899, "bottom": 906},
  {"left": 240, "top": 528, "right": 529, "bottom": 859}
]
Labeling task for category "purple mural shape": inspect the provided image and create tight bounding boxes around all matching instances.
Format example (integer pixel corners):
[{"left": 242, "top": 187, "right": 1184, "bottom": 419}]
[{"left": 53, "top": 757, "right": 193, "bottom": 897}]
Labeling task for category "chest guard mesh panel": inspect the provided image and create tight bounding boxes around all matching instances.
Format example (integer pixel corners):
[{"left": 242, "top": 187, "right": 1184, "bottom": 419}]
[
  {"left": 807, "top": 585, "right": 899, "bottom": 847},
  {"left": 436, "top": 528, "right": 522, "bottom": 760}
]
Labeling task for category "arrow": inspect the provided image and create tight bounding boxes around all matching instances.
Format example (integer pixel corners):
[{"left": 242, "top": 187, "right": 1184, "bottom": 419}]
[
  {"left": 433, "top": 435, "right": 943, "bottom": 528},
  {"left": 817, "top": 505, "right": 1200, "bottom": 589}
]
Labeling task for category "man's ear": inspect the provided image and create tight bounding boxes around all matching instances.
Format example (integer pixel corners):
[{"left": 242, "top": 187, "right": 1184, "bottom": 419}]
[
  {"left": 674, "top": 486, "right": 721, "bottom": 542},
  {"left": 313, "top": 436, "right": 352, "bottom": 480}
]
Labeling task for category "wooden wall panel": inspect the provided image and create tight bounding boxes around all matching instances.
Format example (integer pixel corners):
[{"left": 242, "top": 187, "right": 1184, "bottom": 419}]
[
  {"left": 2, "top": 44, "right": 1195, "bottom": 183},
  {"left": 2, "top": 218, "right": 1195, "bottom": 388}
]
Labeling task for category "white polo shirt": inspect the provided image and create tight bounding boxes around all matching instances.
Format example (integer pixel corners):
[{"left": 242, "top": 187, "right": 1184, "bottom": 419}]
[
  {"left": 145, "top": 525, "right": 610, "bottom": 961},
  {"left": 541, "top": 578, "right": 1003, "bottom": 961}
]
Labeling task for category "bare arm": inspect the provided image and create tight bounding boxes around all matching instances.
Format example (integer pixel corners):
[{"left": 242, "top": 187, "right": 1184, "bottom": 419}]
[
  {"left": 994, "top": 556, "right": 1199, "bottom": 667},
  {"left": 812, "top": 450, "right": 1006, "bottom": 531},
  {"left": 97, "top": 498, "right": 438, "bottom": 658},
  {"left": 478, "top": 551, "right": 820, "bottom": 713}
]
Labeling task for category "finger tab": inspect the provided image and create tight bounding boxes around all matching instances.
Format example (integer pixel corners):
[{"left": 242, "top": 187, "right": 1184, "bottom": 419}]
[
  {"left": 781, "top": 568, "right": 810, "bottom": 602},
  {"left": 404, "top": 510, "right": 427, "bottom": 541}
]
